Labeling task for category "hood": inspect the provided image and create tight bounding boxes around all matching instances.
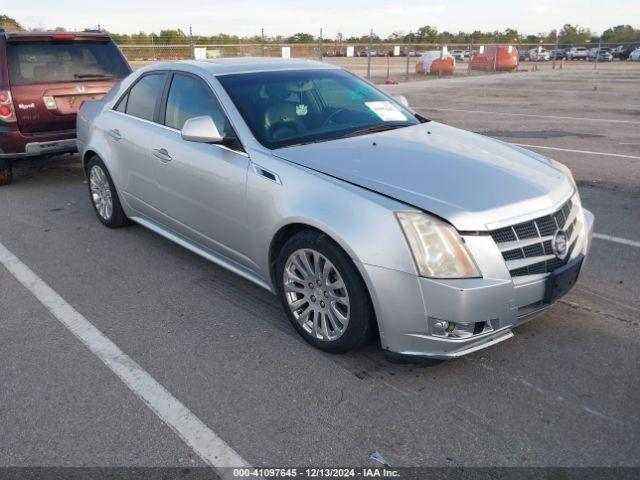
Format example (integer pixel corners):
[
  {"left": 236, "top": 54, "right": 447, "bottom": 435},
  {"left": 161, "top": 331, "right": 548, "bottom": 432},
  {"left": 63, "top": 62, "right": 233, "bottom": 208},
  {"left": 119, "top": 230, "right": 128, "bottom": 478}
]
[{"left": 273, "top": 122, "right": 573, "bottom": 231}]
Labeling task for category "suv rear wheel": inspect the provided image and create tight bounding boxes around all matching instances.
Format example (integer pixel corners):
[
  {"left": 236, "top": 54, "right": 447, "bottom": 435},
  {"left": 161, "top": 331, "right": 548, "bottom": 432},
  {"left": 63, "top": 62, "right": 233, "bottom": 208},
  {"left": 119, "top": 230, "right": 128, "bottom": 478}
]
[{"left": 0, "top": 166, "right": 12, "bottom": 186}]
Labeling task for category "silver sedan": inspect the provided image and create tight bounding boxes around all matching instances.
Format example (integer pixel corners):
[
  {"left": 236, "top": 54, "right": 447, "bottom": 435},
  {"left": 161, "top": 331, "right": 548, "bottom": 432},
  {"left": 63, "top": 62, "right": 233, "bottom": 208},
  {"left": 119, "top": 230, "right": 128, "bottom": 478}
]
[{"left": 77, "top": 58, "right": 594, "bottom": 360}]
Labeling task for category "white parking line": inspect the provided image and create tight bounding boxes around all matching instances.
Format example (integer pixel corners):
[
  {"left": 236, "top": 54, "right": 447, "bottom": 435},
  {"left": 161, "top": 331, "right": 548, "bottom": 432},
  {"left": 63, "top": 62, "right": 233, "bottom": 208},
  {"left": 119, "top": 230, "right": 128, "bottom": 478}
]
[
  {"left": 0, "top": 241, "right": 250, "bottom": 478},
  {"left": 593, "top": 233, "right": 640, "bottom": 248},
  {"left": 513, "top": 143, "right": 640, "bottom": 160},
  {"left": 429, "top": 107, "right": 640, "bottom": 125}
]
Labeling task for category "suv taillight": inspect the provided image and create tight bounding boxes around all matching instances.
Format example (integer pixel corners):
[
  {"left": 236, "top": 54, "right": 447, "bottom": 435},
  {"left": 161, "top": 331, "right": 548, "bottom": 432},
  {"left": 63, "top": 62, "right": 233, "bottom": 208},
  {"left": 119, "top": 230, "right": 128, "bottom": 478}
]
[{"left": 0, "top": 91, "right": 17, "bottom": 123}]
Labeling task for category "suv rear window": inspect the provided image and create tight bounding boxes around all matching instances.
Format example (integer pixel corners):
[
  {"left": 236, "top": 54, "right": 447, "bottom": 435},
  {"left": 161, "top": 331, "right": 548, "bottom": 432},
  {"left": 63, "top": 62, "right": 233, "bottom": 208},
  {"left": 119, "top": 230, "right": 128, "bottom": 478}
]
[{"left": 6, "top": 41, "right": 130, "bottom": 86}]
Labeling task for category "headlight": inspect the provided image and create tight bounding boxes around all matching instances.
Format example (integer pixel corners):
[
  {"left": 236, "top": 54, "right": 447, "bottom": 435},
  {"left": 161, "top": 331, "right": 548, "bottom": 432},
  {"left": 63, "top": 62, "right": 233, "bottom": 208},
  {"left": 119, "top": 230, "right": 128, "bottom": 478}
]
[{"left": 396, "top": 212, "right": 481, "bottom": 278}]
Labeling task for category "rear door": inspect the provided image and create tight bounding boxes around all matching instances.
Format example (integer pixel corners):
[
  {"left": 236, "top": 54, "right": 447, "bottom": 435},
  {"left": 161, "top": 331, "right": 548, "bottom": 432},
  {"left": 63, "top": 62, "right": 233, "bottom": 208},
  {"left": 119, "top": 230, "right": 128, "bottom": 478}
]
[
  {"left": 104, "top": 72, "right": 167, "bottom": 217},
  {"left": 6, "top": 35, "right": 130, "bottom": 133}
]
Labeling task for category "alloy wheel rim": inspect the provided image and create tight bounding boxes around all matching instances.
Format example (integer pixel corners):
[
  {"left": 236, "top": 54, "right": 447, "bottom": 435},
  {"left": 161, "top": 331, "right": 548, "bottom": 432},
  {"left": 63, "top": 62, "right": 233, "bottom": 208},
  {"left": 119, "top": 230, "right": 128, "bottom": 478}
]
[
  {"left": 89, "top": 165, "right": 113, "bottom": 221},
  {"left": 283, "top": 248, "right": 350, "bottom": 341}
]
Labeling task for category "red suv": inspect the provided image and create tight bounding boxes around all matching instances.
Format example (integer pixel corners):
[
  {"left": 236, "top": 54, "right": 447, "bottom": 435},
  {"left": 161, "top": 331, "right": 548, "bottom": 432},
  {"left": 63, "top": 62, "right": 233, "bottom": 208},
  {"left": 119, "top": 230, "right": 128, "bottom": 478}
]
[{"left": 0, "top": 30, "right": 131, "bottom": 185}]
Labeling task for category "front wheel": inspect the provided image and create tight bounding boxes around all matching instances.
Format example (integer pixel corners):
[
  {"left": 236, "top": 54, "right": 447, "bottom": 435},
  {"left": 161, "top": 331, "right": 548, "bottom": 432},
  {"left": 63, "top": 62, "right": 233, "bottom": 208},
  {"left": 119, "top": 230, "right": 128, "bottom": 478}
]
[{"left": 276, "top": 231, "right": 374, "bottom": 353}]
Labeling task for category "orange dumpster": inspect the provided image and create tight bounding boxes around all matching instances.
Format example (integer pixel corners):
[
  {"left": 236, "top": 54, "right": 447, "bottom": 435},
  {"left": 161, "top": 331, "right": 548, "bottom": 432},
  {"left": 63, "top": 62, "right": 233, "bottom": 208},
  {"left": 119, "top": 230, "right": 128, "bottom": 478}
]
[
  {"left": 429, "top": 57, "right": 455, "bottom": 75},
  {"left": 471, "top": 46, "right": 518, "bottom": 71}
]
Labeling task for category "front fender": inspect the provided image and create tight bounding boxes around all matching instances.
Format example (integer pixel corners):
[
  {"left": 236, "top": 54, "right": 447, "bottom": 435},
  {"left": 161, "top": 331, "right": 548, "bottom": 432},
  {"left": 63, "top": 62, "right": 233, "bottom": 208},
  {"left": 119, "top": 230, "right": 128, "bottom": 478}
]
[{"left": 245, "top": 151, "right": 418, "bottom": 287}]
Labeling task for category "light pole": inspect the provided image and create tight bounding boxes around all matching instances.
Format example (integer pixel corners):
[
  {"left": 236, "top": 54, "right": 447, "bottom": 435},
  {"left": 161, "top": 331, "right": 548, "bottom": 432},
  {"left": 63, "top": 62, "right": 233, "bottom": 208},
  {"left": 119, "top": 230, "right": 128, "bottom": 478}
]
[
  {"left": 552, "top": 30, "right": 560, "bottom": 70},
  {"left": 367, "top": 29, "right": 373, "bottom": 80}
]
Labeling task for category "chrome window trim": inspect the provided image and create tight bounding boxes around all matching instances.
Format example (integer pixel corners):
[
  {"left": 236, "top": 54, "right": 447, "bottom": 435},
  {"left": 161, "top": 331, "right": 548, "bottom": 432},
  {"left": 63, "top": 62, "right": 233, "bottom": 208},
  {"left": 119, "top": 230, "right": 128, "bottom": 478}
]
[{"left": 108, "top": 110, "right": 249, "bottom": 157}]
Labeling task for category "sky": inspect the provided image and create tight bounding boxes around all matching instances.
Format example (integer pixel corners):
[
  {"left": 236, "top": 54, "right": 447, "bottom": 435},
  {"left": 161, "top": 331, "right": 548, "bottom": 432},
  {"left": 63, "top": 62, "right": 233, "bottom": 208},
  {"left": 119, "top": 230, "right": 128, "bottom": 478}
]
[{"left": 5, "top": 0, "right": 639, "bottom": 38}]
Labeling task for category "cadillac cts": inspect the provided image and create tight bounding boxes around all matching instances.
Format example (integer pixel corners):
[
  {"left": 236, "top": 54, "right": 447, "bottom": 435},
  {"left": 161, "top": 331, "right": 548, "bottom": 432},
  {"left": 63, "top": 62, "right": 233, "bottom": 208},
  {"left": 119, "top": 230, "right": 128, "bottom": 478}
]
[{"left": 77, "top": 59, "right": 594, "bottom": 360}]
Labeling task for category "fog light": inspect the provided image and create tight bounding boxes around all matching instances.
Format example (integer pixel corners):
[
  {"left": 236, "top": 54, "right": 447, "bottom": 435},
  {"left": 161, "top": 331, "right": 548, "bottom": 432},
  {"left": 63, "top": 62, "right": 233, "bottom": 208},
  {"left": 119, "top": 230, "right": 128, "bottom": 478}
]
[
  {"left": 429, "top": 317, "right": 494, "bottom": 339},
  {"left": 431, "top": 319, "right": 450, "bottom": 337}
]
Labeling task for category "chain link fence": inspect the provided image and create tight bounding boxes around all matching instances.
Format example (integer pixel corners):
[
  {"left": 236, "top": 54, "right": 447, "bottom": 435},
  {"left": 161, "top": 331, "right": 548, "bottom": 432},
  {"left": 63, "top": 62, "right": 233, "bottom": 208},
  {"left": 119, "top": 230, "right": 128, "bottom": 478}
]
[{"left": 118, "top": 41, "right": 639, "bottom": 83}]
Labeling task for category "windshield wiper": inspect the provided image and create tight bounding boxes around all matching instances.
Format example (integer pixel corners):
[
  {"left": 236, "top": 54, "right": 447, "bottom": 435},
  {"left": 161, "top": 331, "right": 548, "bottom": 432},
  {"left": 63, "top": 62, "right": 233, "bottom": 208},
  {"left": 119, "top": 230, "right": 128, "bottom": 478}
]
[
  {"left": 74, "top": 73, "right": 114, "bottom": 79},
  {"left": 279, "top": 123, "right": 414, "bottom": 148},
  {"left": 339, "top": 123, "right": 411, "bottom": 139}
]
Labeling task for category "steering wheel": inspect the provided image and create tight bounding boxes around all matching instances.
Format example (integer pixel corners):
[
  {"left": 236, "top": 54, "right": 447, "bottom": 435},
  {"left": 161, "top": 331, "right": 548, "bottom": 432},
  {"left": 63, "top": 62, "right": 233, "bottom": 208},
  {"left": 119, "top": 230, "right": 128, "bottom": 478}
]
[
  {"left": 323, "top": 108, "right": 349, "bottom": 127},
  {"left": 268, "top": 121, "right": 301, "bottom": 142}
]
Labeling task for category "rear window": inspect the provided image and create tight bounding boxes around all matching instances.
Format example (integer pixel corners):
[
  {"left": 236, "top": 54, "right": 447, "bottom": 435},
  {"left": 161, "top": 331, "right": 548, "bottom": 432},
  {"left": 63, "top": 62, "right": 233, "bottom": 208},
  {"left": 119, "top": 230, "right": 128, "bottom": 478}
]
[{"left": 6, "top": 41, "right": 130, "bottom": 86}]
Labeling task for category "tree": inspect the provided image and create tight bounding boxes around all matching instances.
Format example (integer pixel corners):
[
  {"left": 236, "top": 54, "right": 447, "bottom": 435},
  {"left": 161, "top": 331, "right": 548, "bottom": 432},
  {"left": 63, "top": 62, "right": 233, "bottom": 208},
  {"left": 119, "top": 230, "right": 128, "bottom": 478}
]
[
  {"left": 0, "top": 14, "right": 23, "bottom": 31},
  {"left": 558, "top": 24, "right": 592, "bottom": 45},
  {"left": 601, "top": 25, "right": 640, "bottom": 43},
  {"left": 158, "top": 29, "right": 188, "bottom": 44},
  {"left": 416, "top": 25, "right": 438, "bottom": 43},
  {"left": 286, "top": 33, "right": 315, "bottom": 43}
]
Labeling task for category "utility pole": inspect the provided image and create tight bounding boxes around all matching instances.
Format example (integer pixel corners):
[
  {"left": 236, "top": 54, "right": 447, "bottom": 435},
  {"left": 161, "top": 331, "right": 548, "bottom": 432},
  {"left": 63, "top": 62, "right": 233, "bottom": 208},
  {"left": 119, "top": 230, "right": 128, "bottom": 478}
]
[
  {"left": 405, "top": 44, "right": 410, "bottom": 82},
  {"left": 189, "top": 26, "right": 194, "bottom": 60},
  {"left": 318, "top": 27, "right": 323, "bottom": 61},
  {"left": 594, "top": 37, "right": 601, "bottom": 70},
  {"left": 552, "top": 30, "right": 560, "bottom": 70},
  {"left": 261, "top": 28, "right": 265, "bottom": 57},
  {"left": 367, "top": 29, "right": 373, "bottom": 80}
]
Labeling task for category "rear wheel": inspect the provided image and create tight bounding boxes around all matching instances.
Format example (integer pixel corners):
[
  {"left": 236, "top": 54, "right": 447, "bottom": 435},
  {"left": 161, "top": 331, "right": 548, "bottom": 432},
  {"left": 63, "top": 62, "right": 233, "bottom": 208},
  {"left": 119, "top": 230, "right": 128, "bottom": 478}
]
[
  {"left": 86, "top": 156, "right": 128, "bottom": 228},
  {"left": 276, "top": 230, "right": 374, "bottom": 353},
  {"left": 0, "top": 166, "right": 13, "bottom": 186}
]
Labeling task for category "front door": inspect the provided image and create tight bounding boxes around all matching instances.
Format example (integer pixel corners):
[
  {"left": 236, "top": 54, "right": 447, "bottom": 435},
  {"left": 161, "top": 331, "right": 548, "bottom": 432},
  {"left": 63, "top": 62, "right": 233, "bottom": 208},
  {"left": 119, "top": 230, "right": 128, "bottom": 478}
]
[{"left": 149, "top": 73, "right": 253, "bottom": 269}]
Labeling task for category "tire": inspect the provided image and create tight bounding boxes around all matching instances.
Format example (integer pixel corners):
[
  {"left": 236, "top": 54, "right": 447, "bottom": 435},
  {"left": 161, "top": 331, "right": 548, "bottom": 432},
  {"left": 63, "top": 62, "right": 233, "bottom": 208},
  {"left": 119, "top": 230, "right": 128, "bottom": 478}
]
[
  {"left": 276, "top": 230, "right": 374, "bottom": 354},
  {"left": 86, "top": 156, "right": 128, "bottom": 228},
  {"left": 0, "top": 167, "right": 13, "bottom": 186}
]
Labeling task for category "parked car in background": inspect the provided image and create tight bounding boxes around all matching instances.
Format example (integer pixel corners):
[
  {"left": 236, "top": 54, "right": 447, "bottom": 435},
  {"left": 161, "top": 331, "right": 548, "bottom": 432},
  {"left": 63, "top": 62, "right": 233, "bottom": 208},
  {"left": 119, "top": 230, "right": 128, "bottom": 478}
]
[
  {"left": 612, "top": 45, "right": 626, "bottom": 59},
  {"left": 519, "top": 50, "right": 529, "bottom": 62},
  {"left": 567, "top": 47, "right": 589, "bottom": 60},
  {"left": 529, "top": 48, "right": 550, "bottom": 61},
  {"left": 588, "top": 48, "right": 613, "bottom": 62},
  {"left": 629, "top": 48, "right": 640, "bottom": 61},
  {"left": 549, "top": 49, "right": 566, "bottom": 60},
  {"left": 620, "top": 45, "right": 640, "bottom": 61},
  {"left": 464, "top": 49, "right": 472, "bottom": 58},
  {"left": 451, "top": 50, "right": 464, "bottom": 61},
  {"left": 77, "top": 58, "right": 593, "bottom": 360},
  {"left": 0, "top": 30, "right": 131, "bottom": 185}
]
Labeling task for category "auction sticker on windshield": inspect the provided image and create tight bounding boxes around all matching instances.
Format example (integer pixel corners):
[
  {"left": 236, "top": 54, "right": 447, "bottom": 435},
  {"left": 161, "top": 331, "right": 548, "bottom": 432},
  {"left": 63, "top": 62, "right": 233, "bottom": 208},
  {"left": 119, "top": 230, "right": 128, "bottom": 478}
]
[{"left": 365, "top": 101, "right": 407, "bottom": 121}]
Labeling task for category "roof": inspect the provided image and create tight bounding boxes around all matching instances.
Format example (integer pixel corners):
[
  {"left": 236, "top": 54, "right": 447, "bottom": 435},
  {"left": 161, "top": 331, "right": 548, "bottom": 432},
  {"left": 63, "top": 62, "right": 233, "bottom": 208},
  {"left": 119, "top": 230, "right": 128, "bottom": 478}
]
[{"left": 156, "top": 58, "right": 339, "bottom": 76}]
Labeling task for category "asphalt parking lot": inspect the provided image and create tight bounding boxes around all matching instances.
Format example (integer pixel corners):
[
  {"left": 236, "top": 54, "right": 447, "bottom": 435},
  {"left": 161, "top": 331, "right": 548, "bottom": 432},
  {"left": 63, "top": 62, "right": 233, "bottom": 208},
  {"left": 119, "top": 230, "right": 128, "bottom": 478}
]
[{"left": 1, "top": 63, "right": 638, "bottom": 472}]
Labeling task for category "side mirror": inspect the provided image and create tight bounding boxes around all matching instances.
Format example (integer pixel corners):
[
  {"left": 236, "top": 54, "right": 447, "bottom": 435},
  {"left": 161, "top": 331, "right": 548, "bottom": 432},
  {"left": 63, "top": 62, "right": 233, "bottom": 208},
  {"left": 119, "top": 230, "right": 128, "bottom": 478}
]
[
  {"left": 392, "top": 94, "right": 410, "bottom": 108},
  {"left": 181, "top": 115, "right": 225, "bottom": 144}
]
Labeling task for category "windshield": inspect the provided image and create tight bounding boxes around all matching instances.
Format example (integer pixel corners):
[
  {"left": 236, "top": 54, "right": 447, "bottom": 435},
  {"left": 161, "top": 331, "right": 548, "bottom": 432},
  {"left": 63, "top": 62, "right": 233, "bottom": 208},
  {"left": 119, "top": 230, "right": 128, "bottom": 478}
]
[
  {"left": 7, "top": 41, "right": 131, "bottom": 86},
  {"left": 217, "top": 69, "right": 420, "bottom": 149}
]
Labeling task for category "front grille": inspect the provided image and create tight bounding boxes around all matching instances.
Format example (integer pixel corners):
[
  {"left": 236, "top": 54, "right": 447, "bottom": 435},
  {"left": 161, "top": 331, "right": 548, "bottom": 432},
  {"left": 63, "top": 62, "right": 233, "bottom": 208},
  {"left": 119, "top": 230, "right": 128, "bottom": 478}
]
[{"left": 490, "top": 197, "right": 580, "bottom": 278}]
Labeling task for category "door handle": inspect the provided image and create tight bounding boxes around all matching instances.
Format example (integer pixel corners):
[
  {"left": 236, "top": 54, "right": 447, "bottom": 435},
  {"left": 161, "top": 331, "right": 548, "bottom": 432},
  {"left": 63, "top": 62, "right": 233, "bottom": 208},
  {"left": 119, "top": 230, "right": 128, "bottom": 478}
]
[
  {"left": 152, "top": 148, "right": 172, "bottom": 163},
  {"left": 108, "top": 129, "right": 122, "bottom": 141}
]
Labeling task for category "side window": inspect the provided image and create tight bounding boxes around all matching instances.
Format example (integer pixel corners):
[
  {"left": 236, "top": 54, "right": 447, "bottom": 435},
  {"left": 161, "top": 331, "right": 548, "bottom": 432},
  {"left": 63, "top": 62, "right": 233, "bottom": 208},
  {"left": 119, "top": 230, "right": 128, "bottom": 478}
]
[
  {"left": 164, "top": 74, "right": 228, "bottom": 134},
  {"left": 125, "top": 73, "right": 165, "bottom": 121}
]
